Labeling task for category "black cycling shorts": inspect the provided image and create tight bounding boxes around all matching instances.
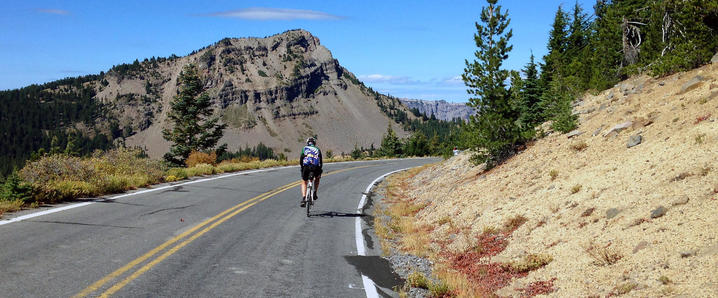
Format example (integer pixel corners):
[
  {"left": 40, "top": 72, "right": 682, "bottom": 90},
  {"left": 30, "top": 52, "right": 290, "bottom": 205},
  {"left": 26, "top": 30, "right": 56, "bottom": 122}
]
[{"left": 301, "top": 166, "right": 322, "bottom": 181}]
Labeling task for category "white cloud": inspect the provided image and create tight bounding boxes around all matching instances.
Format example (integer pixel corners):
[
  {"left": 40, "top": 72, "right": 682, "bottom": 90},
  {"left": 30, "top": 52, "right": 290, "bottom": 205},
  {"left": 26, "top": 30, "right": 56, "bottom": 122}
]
[
  {"left": 444, "top": 75, "right": 463, "bottom": 85},
  {"left": 207, "top": 7, "right": 342, "bottom": 20},
  {"left": 358, "top": 74, "right": 415, "bottom": 84},
  {"left": 37, "top": 9, "right": 70, "bottom": 15}
]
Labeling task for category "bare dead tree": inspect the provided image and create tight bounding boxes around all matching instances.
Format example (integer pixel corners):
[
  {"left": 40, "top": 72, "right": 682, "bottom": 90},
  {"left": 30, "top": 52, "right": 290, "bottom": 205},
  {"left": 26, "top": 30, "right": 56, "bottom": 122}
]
[{"left": 622, "top": 17, "right": 644, "bottom": 65}]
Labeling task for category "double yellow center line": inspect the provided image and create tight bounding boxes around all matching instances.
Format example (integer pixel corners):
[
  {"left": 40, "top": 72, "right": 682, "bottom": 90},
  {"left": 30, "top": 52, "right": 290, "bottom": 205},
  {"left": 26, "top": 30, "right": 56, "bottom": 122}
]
[{"left": 74, "top": 165, "right": 370, "bottom": 297}]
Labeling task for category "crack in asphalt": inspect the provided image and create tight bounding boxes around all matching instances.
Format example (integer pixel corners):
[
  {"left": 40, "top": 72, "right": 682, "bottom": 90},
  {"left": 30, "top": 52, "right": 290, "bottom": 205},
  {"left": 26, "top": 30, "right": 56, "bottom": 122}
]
[{"left": 141, "top": 204, "right": 196, "bottom": 216}]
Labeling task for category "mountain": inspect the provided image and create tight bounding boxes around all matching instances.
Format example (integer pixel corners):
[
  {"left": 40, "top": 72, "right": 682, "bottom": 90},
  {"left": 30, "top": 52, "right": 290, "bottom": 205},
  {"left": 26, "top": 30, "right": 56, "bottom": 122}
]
[
  {"left": 399, "top": 98, "right": 474, "bottom": 121},
  {"left": 0, "top": 29, "right": 417, "bottom": 171}
]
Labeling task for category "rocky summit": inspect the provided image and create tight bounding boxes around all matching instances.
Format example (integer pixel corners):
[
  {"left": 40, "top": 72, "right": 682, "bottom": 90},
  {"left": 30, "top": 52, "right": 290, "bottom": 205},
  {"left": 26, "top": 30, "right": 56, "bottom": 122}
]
[{"left": 72, "top": 29, "right": 414, "bottom": 157}]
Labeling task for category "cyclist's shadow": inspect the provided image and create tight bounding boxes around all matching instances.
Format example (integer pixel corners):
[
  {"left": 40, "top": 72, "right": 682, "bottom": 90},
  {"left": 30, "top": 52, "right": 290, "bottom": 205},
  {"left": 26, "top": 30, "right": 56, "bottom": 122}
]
[{"left": 309, "top": 209, "right": 366, "bottom": 218}]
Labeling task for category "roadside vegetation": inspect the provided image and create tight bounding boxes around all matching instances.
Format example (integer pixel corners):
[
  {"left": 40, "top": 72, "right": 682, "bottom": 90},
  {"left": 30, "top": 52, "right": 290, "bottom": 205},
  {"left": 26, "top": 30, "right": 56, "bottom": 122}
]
[
  {"left": 0, "top": 147, "right": 373, "bottom": 218},
  {"left": 376, "top": 0, "right": 718, "bottom": 296},
  {"left": 375, "top": 168, "right": 555, "bottom": 297}
]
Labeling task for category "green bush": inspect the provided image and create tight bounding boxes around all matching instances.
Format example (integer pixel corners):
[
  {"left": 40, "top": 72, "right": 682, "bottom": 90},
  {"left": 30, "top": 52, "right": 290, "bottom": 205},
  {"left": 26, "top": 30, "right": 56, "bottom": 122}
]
[{"left": 1, "top": 172, "right": 33, "bottom": 203}]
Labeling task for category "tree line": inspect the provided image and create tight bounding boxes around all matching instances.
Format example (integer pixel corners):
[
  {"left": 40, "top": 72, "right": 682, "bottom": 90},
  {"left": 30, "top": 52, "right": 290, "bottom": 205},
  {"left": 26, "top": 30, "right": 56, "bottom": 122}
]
[{"left": 462, "top": 0, "right": 717, "bottom": 168}]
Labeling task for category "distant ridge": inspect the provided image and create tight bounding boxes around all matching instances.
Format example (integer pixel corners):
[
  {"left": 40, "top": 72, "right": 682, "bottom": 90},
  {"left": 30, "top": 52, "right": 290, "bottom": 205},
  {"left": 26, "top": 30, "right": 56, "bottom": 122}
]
[{"left": 400, "top": 98, "right": 474, "bottom": 121}]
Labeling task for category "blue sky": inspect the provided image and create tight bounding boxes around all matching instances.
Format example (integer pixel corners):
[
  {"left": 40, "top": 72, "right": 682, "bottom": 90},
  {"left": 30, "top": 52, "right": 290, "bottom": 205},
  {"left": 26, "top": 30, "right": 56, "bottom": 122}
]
[{"left": 0, "top": 0, "right": 595, "bottom": 102}]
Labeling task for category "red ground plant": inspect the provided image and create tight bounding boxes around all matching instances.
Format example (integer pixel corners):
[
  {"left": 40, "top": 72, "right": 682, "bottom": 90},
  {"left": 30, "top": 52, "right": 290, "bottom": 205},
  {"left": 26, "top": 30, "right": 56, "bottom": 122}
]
[
  {"left": 694, "top": 113, "right": 711, "bottom": 124},
  {"left": 517, "top": 278, "right": 557, "bottom": 297},
  {"left": 441, "top": 219, "right": 553, "bottom": 296}
]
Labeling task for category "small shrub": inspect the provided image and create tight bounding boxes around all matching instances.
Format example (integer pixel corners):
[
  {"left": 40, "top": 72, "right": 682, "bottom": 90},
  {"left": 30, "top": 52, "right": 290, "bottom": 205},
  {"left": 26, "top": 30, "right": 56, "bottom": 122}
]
[
  {"left": 549, "top": 169, "right": 558, "bottom": 180},
  {"left": 167, "top": 168, "right": 188, "bottom": 180},
  {"left": 571, "top": 184, "right": 582, "bottom": 194},
  {"left": 700, "top": 166, "right": 711, "bottom": 176},
  {"left": 1, "top": 172, "right": 34, "bottom": 203},
  {"left": 581, "top": 207, "right": 595, "bottom": 217},
  {"left": 186, "top": 151, "right": 217, "bottom": 167},
  {"left": 570, "top": 141, "right": 588, "bottom": 152},
  {"left": 585, "top": 241, "right": 623, "bottom": 266},
  {"left": 437, "top": 216, "right": 452, "bottom": 225},
  {"left": 482, "top": 226, "right": 498, "bottom": 235},
  {"left": 504, "top": 215, "right": 528, "bottom": 232},
  {"left": 659, "top": 275, "right": 672, "bottom": 285},
  {"left": 258, "top": 70, "right": 268, "bottom": 77},
  {"left": 695, "top": 134, "right": 706, "bottom": 144},
  {"left": 507, "top": 253, "right": 553, "bottom": 273},
  {"left": 428, "top": 280, "right": 451, "bottom": 297},
  {"left": 612, "top": 282, "right": 638, "bottom": 295},
  {"left": 671, "top": 172, "right": 693, "bottom": 182},
  {"left": 407, "top": 271, "right": 429, "bottom": 289},
  {"left": 165, "top": 175, "right": 180, "bottom": 182},
  {"left": 185, "top": 163, "right": 217, "bottom": 177}
]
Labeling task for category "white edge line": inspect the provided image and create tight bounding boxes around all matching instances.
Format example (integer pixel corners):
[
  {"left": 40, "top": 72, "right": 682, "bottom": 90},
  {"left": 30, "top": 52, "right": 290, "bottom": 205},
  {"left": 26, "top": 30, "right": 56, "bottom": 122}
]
[
  {"left": 0, "top": 158, "right": 430, "bottom": 227},
  {"left": 0, "top": 166, "right": 288, "bottom": 227},
  {"left": 356, "top": 167, "right": 412, "bottom": 298}
]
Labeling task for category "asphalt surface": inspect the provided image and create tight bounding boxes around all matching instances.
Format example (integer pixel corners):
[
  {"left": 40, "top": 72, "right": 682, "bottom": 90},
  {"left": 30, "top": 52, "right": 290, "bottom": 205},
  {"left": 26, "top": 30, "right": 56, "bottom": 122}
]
[{"left": 0, "top": 158, "right": 437, "bottom": 297}]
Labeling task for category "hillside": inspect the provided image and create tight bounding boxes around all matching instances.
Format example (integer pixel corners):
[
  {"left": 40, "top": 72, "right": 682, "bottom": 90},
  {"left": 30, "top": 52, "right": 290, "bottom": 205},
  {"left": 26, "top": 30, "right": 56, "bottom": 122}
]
[
  {"left": 0, "top": 29, "right": 416, "bottom": 172},
  {"left": 380, "top": 61, "right": 718, "bottom": 296},
  {"left": 400, "top": 99, "right": 474, "bottom": 121}
]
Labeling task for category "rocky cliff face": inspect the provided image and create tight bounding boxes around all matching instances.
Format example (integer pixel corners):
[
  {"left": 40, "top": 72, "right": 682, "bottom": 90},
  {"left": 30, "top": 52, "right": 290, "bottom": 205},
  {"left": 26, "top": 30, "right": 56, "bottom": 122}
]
[
  {"left": 400, "top": 99, "right": 474, "bottom": 121},
  {"left": 86, "top": 29, "right": 412, "bottom": 157}
]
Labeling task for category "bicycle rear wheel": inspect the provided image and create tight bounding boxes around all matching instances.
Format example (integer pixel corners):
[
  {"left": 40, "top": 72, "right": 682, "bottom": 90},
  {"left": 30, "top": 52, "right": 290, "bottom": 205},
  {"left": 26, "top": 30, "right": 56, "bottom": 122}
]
[{"left": 305, "top": 181, "right": 313, "bottom": 217}]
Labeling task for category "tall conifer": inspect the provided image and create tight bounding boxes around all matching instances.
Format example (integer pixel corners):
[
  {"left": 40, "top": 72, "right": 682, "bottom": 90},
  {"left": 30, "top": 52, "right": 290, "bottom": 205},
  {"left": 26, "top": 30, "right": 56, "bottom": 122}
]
[{"left": 462, "top": 0, "right": 524, "bottom": 167}]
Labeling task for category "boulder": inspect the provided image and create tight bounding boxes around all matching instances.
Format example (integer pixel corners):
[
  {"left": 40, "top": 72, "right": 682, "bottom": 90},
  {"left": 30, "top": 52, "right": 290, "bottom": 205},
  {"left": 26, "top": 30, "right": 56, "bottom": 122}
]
[
  {"left": 650, "top": 206, "right": 667, "bottom": 218},
  {"left": 633, "top": 241, "right": 649, "bottom": 254},
  {"left": 566, "top": 130, "right": 584, "bottom": 138},
  {"left": 627, "top": 135, "right": 643, "bottom": 148},
  {"left": 606, "top": 208, "right": 621, "bottom": 219},
  {"left": 604, "top": 121, "right": 632, "bottom": 137},
  {"left": 678, "top": 75, "right": 705, "bottom": 94},
  {"left": 592, "top": 126, "right": 604, "bottom": 137}
]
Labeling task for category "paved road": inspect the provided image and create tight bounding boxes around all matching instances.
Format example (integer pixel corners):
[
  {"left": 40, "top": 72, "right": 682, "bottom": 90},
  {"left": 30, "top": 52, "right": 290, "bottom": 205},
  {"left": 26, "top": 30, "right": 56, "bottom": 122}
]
[{"left": 0, "top": 158, "right": 437, "bottom": 297}]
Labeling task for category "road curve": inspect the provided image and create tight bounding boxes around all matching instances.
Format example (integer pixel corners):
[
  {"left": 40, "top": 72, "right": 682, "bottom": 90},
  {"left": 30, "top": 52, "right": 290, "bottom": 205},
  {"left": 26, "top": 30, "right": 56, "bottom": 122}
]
[{"left": 0, "top": 158, "right": 437, "bottom": 297}]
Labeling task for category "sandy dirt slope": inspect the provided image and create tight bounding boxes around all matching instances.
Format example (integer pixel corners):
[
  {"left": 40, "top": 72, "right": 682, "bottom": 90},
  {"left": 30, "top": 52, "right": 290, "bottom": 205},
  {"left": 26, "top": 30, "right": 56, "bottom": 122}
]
[{"left": 396, "top": 62, "right": 718, "bottom": 296}]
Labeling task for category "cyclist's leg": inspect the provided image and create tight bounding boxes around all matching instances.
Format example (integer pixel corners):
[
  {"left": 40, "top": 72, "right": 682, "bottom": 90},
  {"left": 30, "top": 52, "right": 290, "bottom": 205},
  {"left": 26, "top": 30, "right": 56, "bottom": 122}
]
[
  {"left": 300, "top": 166, "right": 310, "bottom": 202},
  {"left": 301, "top": 180, "right": 308, "bottom": 198}
]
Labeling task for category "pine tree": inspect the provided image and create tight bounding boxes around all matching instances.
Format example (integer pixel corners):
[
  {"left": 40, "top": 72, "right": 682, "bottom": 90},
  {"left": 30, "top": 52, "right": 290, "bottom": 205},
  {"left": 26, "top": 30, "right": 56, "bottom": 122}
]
[
  {"left": 162, "top": 64, "right": 227, "bottom": 165},
  {"left": 378, "top": 124, "right": 402, "bottom": 157},
  {"left": 565, "top": 2, "right": 591, "bottom": 89},
  {"left": 519, "top": 54, "right": 542, "bottom": 127},
  {"left": 540, "top": 5, "right": 569, "bottom": 90},
  {"left": 462, "top": 0, "right": 524, "bottom": 168}
]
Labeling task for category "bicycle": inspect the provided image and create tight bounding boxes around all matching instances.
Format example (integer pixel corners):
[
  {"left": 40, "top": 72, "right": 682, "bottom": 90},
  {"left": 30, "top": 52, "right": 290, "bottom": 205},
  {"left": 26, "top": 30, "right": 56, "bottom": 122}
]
[{"left": 304, "top": 172, "right": 316, "bottom": 217}]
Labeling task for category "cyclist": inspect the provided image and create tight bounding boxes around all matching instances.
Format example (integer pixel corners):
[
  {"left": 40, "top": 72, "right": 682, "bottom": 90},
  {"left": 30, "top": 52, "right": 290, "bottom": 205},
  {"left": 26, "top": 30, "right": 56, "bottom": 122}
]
[{"left": 300, "top": 137, "right": 322, "bottom": 207}]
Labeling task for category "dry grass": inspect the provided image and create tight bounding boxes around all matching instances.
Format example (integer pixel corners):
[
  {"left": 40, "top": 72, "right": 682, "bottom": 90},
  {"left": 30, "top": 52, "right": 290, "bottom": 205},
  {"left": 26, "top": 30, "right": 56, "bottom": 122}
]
[
  {"left": 20, "top": 148, "right": 166, "bottom": 203},
  {"left": 659, "top": 275, "right": 672, "bottom": 285},
  {"left": 503, "top": 215, "right": 528, "bottom": 232},
  {"left": 0, "top": 199, "right": 23, "bottom": 216},
  {"left": 507, "top": 254, "right": 554, "bottom": 273},
  {"left": 549, "top": 169, "right": 559, "bottom": 180},
  {"left": 571, "top": 184, "right": 582, "bottom": 194},
  {"left": 611, "top": 282, "right": 638, "bottom": 296},
  {"left": 570, "top": 141, "right": 588, "bottom": 152},
  {"left": 407, "top": 271, "right": 430, "bottom": 289},
  {"left": 584, "top": 241, "right": 623, "bottom": 266}
]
